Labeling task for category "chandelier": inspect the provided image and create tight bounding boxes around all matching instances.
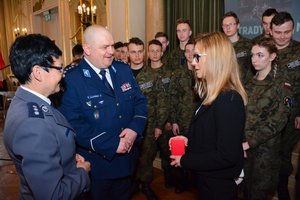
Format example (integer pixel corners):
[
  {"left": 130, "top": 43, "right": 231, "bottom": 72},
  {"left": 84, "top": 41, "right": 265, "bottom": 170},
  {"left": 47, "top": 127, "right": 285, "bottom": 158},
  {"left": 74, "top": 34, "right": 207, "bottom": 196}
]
[
  {"left": 13, "top": 0, "right": 28, "bottom": 38},
  {"left": 14, "top": 27, "right": 27, "bottom": 37},
  {"left": 77, "top": 1, "right": 97, "bottom": 27}
]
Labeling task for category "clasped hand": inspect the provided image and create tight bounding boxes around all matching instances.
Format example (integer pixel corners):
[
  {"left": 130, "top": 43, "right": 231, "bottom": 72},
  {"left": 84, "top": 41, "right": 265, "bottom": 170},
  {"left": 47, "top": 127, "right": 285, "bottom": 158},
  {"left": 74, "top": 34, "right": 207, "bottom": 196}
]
[
  {"left": 76, "top": 154, "right": 91, "bottom": 172},
  {"left": 117, "top": 128, "right": 137, "bottom": 153}
]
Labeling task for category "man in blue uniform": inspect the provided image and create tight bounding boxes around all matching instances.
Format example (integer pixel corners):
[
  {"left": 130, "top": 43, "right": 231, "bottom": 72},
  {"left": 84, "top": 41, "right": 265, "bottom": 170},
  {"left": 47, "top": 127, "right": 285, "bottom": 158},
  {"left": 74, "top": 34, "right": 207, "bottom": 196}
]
[
  {"left": 4, "top": 34, "right": 91, "bottom": 199},
  {"left": 59, "top": 25, "right": 148, "bottom": 200}
]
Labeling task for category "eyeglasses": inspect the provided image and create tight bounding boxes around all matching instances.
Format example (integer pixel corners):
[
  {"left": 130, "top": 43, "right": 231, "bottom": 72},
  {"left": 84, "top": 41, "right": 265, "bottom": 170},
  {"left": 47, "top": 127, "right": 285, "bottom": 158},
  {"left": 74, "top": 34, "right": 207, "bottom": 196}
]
[
  {"left": 222, "top": 23, "right": 237, "bottom": 28},
  {"left": 193, "top": 53, "right": 207, "bottom": 63},
  {"left": 43, "top": 66, "right": 64, "bottom": 73}
]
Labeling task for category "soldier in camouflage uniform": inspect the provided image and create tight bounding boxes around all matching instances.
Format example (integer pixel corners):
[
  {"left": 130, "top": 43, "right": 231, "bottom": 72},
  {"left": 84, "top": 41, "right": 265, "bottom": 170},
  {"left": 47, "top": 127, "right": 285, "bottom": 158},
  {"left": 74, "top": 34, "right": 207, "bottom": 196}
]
[
  {"left": 128, "top": 37, "right": 145, "bottom": 78},
  {"left": 167, "top": 18, "right": 192, "bottom": 72},
  {"left": 269, "top": 12, "right": 300, "bottom": 199},
  {"left": 222, "top": 11, "right": 253, "bottom": 82},
  {"left": 169, "top": 39, "right": 197, "bottom": 136},
  {"left": 251, "top": 8, "right": 278, "bottom": 41},
  {"left": 243, "top": 37, "right": 291, "bottom": 200},
  {"left": 155, "top": 32, "right": 170, "bottom": 66},
  {"left": 166, "top": 19, "right": 196, "bottom": 193},
  {"left": 135, "top": 39, "right": 173, "bottom": 200},
  {"left": 167, "top": 43, "right": 196, "bottom": 194},
  {"left": 167, "top": 19, "right": 194, "bottom": 136}
]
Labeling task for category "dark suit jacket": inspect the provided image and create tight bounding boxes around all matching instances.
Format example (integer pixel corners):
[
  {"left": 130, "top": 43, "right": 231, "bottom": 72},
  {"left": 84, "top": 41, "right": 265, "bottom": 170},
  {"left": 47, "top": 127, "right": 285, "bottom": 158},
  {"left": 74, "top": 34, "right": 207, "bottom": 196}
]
[
  {"left": 59, "top": 59, "right": 147, "bottom": 179},
  {"left": 181, "top": 90, "right": 245, "bottom": 179},
  {"left": 4, "top": 87, "right": 90, "bottom": 199}
]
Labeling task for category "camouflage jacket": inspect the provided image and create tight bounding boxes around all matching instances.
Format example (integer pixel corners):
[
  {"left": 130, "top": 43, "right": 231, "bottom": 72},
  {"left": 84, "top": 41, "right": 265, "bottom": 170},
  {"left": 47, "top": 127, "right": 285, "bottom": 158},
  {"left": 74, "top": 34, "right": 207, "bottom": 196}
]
[
  {"left": 167, "top": 47, "right": 186, "bottom": 70},
  {"left": 136, "top": 65, "right": 171, "bottom": 129},
  {"left": 245, "top": 72, "right": 291, "bottom": 149},
  {"left": 233, "top": 36, "right": 252, "bottom": 81},
  {"left": 277, "top": 40, "right": 300, "bottom": 110},
  {"left": 168, "top": 64, "right": 195, "bottom": 135}
]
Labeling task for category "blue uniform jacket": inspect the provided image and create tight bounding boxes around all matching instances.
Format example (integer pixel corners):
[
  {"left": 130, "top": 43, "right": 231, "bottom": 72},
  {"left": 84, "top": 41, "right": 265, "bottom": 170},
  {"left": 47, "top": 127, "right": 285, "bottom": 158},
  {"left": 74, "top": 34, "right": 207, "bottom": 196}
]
[
  {"left": 59, "top": 59, "right": 147, "bottom": 179},
  {"left": 4, "top": 87, "right": 90, "bottom": 200}
]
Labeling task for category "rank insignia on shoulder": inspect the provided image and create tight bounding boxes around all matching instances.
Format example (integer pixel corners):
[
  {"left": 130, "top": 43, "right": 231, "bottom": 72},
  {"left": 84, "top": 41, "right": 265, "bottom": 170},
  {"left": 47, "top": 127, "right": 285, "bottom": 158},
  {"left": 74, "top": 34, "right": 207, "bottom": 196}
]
[
  {"left": 27, "top": 102, "right": 44, "bottom": 118},
  {"left": 283, "top": 96, "right": 293, "bottom": 108},
  {"left": 83, "top": 69, "right": 91, "bottom": 78},
  {"left": 121, "top": 82, "right": 132, "bottom": 92}
]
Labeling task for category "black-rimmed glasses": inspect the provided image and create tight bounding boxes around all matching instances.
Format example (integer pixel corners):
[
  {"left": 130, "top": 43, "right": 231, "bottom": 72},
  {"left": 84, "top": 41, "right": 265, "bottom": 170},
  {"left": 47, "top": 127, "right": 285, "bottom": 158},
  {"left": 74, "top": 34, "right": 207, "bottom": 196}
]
[
  {"left": 43, "top": 66, "right": 64, "bottom": 73},
  {"left": 193, "top": 53, "right": 207, "bottom": 63}
]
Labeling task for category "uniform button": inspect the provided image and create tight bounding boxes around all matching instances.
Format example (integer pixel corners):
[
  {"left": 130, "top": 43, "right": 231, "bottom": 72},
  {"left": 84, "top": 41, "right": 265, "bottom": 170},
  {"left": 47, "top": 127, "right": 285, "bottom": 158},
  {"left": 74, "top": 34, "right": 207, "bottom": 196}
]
[
  {"left": 119, "top": 115, "right": 122, "bottom": 118},
  {"left": 116, "top": 103, "right": 119, "bottom": 106}
]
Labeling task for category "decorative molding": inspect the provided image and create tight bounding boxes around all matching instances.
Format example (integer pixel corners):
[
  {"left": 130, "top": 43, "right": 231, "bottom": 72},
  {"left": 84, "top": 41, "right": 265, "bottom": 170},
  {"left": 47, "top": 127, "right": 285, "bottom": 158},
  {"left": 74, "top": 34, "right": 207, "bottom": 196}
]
[{"left": 33, "top": 0, "right": 44, "bottom": 12}]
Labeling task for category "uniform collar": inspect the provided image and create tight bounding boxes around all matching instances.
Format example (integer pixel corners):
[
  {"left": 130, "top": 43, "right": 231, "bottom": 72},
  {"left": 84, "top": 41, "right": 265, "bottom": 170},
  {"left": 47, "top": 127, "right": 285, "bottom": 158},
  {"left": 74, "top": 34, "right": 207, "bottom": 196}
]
[{"left": 21, "top": 85, "right": 51, "bottom": 105}]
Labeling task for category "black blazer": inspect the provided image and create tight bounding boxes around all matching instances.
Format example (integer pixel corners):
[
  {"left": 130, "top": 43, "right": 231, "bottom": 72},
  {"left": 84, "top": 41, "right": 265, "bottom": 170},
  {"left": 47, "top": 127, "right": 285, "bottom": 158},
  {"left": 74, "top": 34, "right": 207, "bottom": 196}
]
[{"left": 181, "top": 90, "right": 245, "bottom": 179}]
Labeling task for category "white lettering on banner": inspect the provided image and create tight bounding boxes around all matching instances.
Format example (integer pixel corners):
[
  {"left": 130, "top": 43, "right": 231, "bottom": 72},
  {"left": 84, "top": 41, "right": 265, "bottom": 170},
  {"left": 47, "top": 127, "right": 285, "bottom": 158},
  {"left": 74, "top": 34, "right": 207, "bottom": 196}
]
[{"left": 239, "top": 26, "right": 262, "bottom": 35}]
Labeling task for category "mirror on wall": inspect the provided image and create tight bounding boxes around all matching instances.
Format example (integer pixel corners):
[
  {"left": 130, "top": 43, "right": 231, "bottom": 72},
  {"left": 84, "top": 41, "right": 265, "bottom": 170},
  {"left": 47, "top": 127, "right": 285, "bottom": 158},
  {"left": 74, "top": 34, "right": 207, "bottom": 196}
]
[{"left": 69, "top": 0, "right": 107, "bottom": 45}]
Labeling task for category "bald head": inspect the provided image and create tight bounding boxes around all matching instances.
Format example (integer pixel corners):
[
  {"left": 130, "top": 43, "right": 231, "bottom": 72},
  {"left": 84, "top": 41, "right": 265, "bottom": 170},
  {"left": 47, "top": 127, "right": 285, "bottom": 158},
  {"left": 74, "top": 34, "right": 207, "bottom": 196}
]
[
  {"left": 84, "top": 25, "right": 112, "bottom": 46},
  {"left": 83, "top": 25, "right": 115, "bottom": 68}
]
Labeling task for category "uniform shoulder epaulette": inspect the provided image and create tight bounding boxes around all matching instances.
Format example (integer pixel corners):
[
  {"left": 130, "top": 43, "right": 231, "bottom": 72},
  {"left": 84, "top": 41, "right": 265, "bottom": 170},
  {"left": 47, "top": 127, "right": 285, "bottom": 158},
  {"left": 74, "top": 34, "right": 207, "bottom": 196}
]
[
  {"left": 64, "top": 63, "right": 78, "bottom": 74},
  {"left": 27, "top": 102, "right": 44, "bottom": 118}
]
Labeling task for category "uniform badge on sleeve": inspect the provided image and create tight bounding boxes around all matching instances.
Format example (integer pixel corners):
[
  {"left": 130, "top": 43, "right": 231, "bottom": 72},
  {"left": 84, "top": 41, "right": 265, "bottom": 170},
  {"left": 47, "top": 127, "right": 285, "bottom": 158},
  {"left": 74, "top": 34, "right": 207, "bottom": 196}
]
[
  {"left": 283, "top": 96, "right": 293, "bottom": 108},
  {"left": 83, "top": 69, "right": 91, "bottom": 78},
  {"left": 121, "top": 82, "right": 132, "bottom": 92}
]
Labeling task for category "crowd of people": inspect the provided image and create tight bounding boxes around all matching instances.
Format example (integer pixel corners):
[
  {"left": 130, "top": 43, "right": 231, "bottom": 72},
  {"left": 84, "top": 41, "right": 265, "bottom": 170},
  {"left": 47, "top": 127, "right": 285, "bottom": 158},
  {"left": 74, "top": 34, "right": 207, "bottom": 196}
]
[{"left": 3, "top": 7, "right": 300, "bottom": 200}]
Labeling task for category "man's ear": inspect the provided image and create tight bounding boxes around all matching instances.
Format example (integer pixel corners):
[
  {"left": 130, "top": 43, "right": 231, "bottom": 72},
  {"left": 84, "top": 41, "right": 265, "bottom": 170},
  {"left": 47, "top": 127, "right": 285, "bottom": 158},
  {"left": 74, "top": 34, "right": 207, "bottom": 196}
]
[
  {"left": 83, "top": 44, "right": 91, "bottom": 56},
  {"left": 31, "top": 65, "right": 43, "bottom": 81}
]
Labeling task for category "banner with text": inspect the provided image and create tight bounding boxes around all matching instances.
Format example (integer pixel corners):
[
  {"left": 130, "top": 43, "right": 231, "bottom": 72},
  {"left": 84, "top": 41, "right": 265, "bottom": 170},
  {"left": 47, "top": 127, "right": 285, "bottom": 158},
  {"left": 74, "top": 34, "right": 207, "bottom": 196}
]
[{"left": 225, "top": 0, "right": 300, "bottom": 41}]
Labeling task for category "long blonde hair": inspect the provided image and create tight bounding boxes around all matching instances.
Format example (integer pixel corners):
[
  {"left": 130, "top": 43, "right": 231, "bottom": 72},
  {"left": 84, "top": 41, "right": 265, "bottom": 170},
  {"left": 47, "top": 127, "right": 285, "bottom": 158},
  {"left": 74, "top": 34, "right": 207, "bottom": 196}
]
[{"left": 195, "top": 32, "right": 247, "bottom": 105}]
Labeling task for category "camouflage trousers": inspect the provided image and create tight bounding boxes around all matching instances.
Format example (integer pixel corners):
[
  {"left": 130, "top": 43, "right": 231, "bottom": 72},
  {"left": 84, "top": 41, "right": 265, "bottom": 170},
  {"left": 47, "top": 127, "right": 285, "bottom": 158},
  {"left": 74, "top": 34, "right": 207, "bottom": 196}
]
[
  {"left": 244, "top": 136, "right": 281, "bottom": 200},
  {"left": 136, "top": 125, "right": 171, "bottom": 183},
  {"left": 279, "top": 112, "right": 300, "bottom": 175}
]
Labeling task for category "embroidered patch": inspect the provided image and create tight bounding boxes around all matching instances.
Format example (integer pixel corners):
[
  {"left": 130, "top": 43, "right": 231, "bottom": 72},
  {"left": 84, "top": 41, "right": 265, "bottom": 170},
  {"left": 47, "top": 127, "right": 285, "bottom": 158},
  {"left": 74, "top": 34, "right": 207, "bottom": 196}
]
[
  {"left": 287, "top": 60, "right": 300, "bottom": 69},
  {"left": 284, "top": 82, "right": 292, "bottom": 90},
  {"left": 87, "top": 94, "right": 101, "bottom": 99},
  {"left": 283, "top": 96, "right": 293, "bottom": 108},
  {"left": 94, "top": 110, "right": 100, "bottom": 119},
  {"left": 86, "top": 101, "right": 92, "bottom": 107},
  {"left": 41, "top": 105, "right": 49, "bottom": 113},
  {"left": 83, "top": 69, "right": 91, "bottom": 78},
  {"left": 236, "top": 51, "right": 248, "bottom": 58},
  {"left": 139, "top": 81, "right": 153, "bottom": 90},
  {"left": 162, "top": 77, "right": 170, "bottom": 84},
  {"left": 121, "top": 82, "right": 132, "bottom": 92}
]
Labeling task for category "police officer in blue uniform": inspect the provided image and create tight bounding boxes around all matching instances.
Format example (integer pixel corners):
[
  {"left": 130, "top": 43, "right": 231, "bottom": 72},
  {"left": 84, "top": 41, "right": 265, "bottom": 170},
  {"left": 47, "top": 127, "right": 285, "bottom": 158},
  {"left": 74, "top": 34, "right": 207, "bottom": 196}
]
[
  {"left": 59, "top": 25, "right": 148, "bottom": 200},
  {"left": 4, "top": 34, "right": 91, "bottom": 199}
]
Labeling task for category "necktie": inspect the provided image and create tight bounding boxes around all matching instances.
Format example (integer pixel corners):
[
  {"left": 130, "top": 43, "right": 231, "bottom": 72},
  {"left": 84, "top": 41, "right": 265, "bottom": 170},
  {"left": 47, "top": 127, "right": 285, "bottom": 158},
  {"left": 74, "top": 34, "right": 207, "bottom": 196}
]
[{"left": 100, "top": 69, "right": 113, "bottom": 92}]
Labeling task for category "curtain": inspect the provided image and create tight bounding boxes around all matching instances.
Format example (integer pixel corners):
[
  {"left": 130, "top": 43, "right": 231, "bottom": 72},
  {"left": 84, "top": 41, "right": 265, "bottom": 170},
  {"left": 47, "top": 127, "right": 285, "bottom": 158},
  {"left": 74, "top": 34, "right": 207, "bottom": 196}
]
[{"left": 164, "top": 0, "right": 224, "bottom": 49}]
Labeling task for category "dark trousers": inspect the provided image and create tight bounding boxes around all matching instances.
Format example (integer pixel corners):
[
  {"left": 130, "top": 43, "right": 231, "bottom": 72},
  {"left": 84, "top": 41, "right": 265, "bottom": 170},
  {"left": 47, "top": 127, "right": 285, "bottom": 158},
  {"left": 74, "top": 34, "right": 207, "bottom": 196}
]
[
  {"left": 295, "top": 154, "right": 300, "bottom": 200},
  {"left": 90, "top": 177, "right": 132, "bottom": 200},
  {"left": 197, "top": 175, "right": 237, "bottom": 200}
]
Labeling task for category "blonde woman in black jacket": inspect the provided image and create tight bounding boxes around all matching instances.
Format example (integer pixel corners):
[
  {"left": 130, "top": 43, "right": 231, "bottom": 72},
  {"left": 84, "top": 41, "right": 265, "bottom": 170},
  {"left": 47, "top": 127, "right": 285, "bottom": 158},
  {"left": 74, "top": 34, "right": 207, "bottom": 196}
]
[{"left": 170, "top": 32, "right": 247, "bottom": 200}]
